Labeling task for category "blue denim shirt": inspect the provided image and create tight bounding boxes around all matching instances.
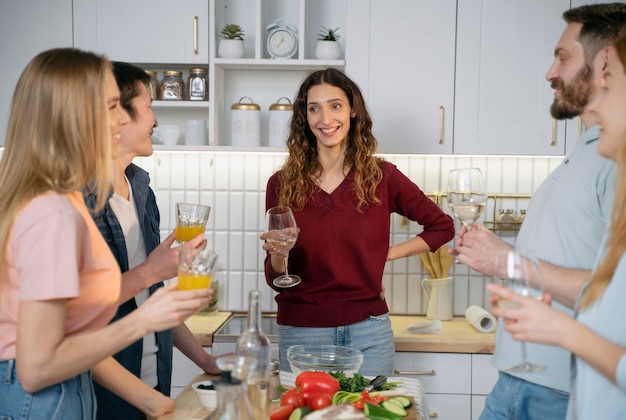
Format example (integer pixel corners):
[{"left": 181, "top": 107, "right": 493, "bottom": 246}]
[{"left": 84, "top": 164, "right": 173, "bottom": 420}]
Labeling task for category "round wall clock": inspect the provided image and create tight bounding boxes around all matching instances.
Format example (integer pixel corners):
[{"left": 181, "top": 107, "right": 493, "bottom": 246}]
[{"left": 266, "top": 19, "right": 298, "bottom": 59}]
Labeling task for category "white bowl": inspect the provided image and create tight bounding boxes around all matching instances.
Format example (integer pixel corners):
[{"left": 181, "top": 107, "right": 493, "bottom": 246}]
[
  {"left": 192, "top": 380, "right": 217, "bottom": 409},
  {"left": 157, "top": 125, "right": 181, "bottom": 145}
]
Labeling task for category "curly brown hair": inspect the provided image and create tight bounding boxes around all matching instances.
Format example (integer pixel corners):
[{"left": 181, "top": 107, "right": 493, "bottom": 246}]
[{"left": 277, "top": 68, "right": 383, "bottom": 212}]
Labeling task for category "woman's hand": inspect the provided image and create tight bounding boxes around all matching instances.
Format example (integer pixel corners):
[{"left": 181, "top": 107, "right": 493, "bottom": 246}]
[
  {"left": 486, "top": 283, "right": 572, "bottom": 347},
  {"left": 143, "top": 230, "right": 207, "bottom": 282},
  {"left": 142, "top": 392, "right": 176, "bottom": 420},
  {"left": 135, "top": 283, "right": 210, "bottom": 334}
]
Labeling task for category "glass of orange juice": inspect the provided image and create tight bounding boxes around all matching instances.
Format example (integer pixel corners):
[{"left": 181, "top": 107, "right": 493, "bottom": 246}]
[
  {"left": 178, "top": 248, "right": 219, "bottom": 291},
  {"left": 176, "top": 203, "right": 211, "bottom": 243}
]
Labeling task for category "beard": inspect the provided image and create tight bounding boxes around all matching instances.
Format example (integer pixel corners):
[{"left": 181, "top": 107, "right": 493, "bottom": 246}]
[{"left": 549, "top": 64, "right": 593, "bottom": 120}]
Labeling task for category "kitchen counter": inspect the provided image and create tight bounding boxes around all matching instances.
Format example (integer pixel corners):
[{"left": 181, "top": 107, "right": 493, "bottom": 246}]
[
  {"left": 187, "top": 313, "right": 495, "bottom": 354},
  {"left": 184, "top": 311, "right": 231, "bottom": 346}
]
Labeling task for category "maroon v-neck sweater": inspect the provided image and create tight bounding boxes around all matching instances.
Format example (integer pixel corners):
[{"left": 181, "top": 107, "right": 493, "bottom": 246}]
[{"left": 264, "top": 161, "right": 454, "bottom": 327}]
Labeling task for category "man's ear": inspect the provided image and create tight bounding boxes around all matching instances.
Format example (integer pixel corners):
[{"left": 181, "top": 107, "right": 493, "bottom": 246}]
[{"left": 601, "top": 45, "right": 617, "bottom": 72}]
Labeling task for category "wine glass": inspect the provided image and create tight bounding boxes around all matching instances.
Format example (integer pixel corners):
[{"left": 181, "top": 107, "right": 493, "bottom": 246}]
[
  {"left": 446, "top": 168, "right": 487, "bottom": 229},
  {"left": 266, "top": 206, "right": 301, "bottom": 288},
  {"left": 493, "top": 249, "right": 546, "bottom": 373}
]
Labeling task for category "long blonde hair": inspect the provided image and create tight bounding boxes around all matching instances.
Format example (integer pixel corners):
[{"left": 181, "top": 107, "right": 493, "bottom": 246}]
[
  {"left": 579, "top": 35, "right": 626, "bottom": 308},
  {"left": 0, "top": 48, "right": 112, "bottom": 270}
]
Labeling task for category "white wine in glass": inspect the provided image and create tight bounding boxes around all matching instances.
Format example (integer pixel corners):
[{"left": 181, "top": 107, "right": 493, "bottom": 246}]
[
  {"left": 446, "top": 168, "right": 487, "bottom": 229},
  {"left": 266, "top": 206, "right": 301, "bottom": 288},
  {"left": 493, "top": 249, "right": 546, "bottom": 373}
]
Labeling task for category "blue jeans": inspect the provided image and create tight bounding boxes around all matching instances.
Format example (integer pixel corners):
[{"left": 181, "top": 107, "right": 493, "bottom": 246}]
[
  {"left": 278, "top": 313, "right": 395, "bottom": 376},
  {"left": 479, "top": 371, "right": 569, "bottom": 420},
  {"left": 0, "top": 359, "right": 96, "bottom": 420}
]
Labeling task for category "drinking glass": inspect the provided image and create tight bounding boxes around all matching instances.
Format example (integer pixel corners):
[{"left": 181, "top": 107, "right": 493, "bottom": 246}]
[
  {"left": 446, "top": 168, "right": 487, "bottom": 229},
  {"left": 177, "top": 248, "right": 219, "bottom": 291},
  {"left": 493, "top": 249, "right": 546, "bottom": 372},
  {"left": 265, "top": 206, "right": 301, "bottom": 288},
  {"left": 175, "top": 203, "right": 211, "bottom": 243}
]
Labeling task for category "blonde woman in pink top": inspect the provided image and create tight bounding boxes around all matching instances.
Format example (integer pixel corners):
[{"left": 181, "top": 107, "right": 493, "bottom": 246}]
[{"left": 0, "top": 48, "right": 210, "bottom": 420}]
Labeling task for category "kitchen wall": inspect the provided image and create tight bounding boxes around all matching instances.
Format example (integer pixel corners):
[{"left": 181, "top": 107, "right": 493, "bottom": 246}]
[{"left": 136, "top": 149, "right": 563, "bottom": 316}]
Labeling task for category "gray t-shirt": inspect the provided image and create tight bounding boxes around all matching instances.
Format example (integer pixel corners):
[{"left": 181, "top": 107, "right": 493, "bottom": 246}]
[{"left": 492, "top": 126, "right": 616, "bottom": 392}]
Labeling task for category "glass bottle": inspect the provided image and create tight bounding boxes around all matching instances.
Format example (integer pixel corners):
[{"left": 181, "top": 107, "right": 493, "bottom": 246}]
[
  {"left": 207, "top": 356, "right": 254, "bottom": 420},
  {"left": 236, "top": 290, "right": 271, "bottom": 420}
]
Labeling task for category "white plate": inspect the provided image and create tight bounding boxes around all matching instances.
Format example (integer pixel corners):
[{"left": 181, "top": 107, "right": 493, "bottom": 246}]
[{"left": 279, "top": 371, "right": 428, "bottom": 419}]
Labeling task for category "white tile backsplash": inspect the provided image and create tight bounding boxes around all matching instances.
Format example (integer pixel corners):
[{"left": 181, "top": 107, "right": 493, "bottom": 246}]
[{"left": 139, "top": 150, "right": 564, "bottom": 314}]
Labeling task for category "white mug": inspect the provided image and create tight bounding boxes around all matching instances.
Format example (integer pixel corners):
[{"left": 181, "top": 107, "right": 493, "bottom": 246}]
[{"left": 185, "top": 119, "right": 208, "bottom": 146}]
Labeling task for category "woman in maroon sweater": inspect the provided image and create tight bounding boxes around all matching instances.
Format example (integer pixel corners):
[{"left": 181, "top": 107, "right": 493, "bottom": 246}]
[{"left": 261, "top": 68, "right": 454, "bottom": 376}]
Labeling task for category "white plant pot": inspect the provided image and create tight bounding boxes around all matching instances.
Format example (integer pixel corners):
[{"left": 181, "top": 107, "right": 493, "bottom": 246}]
[
  {"left": 315, "top": 40, "right": 341, "bottom": 60},
  {"left": 218, "top": 39, "right": 245, "bottom": 58}
]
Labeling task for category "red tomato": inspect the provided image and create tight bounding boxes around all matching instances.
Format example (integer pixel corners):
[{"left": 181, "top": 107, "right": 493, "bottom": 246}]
[
  {"left": 281, "top": 388, "right": 305, "bottom": 407},
  {"left": 270, "top": 403, "right": 295, "bottom": 420},
  {"left": 307, "top": 392, "right": 333, "bottom": 411},
  {"left": 295, "top": 372, "right": 340, "bottom": 402}
]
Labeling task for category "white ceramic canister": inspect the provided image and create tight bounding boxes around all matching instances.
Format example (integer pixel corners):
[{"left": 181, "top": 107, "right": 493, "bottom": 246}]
[
  {"left": 268, "top": 97, "right": 293, "bottom": 148},
  {"left": 231, "top": 96, "right": 261, "bottom": 147}
]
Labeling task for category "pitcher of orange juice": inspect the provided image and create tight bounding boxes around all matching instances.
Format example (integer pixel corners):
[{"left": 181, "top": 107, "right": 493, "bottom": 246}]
[{"left": 178, "top": 249, "right": 219, "bottom": 291}]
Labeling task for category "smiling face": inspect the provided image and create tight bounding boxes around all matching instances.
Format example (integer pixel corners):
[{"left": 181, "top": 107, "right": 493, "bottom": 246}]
[
  {"left": 106, "top": 69, "right": 129, "bottom": 158},
  {"left": 306, "top": 83, "right": 355, "bottom": 150},
  {"left": 118, "top": 81, "right": 156, "bottom": 159},
  {"left": 587, "top": 54, "right": 626, "bottom": 161},
  {"left": 546, "top": 23, "right": 595, "bottom": 119}
]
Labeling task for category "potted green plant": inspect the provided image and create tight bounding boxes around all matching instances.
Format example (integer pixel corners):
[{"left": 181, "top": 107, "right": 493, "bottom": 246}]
[
  {"left": 218, "top": 23, "right": 245, "bottom": 58},
  {"left": 315, "top": 26, "right": 341, "bottom": 59}
]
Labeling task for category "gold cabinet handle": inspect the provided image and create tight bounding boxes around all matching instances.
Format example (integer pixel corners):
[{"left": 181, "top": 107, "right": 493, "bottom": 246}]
[
  {"left": 193, "top": 16, "right": 199, "bottom": 55},
  {"left": 429, "top": 412, "right": 439, "bottom": 418},
  {"left": 550, "top": 118, "right": 556, "bottom": 146},
  {"left": 439, "top": 105, "right": 445, "bottom": 144},
  {"left": 394, "top": 368, "right": 436, "bottom": 376}
]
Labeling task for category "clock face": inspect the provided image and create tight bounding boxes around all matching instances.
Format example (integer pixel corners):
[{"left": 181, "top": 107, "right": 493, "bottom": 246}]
[{"left": 267, "top": 28, "right": 297, "bottom": 59}]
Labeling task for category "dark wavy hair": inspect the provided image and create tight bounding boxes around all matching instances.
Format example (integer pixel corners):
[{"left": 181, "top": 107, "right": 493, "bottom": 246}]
[{"left": 276, "top": 68, "right": 383, "bottom": 211}]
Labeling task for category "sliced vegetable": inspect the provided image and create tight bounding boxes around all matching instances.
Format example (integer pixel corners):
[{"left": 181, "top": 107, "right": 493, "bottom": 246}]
[
  {"left": 363, "top": 402, "right": 403, "bottom": 420},
  {"left": 295, "top": 372, "right": 340, "bottom": 402},
  {"left": 288, "top": 406, "right": 312, "bottom": 420},
  {"left": 381, "top": 401, "right": 407, "bottom": 416},
  {"left": 388, "top": 396, "right": 412, "bottom": 409}
]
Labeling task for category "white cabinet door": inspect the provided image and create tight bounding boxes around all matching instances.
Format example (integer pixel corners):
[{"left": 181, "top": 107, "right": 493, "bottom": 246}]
[
  {"left": 345, "top": 0, "right": 456, "bottom": 154},
  {"left": 427, "top": 393, "right": 471, "bottom": 420},
  {"left": 471, "top": 354, "right": 498, "bottom": 396},
  {"left": 0, "top": 0, "right": 73, "bottom": 145},
  {"left": 171, "top": 347, "right": 212, "bottom": 399},
  {"left": 454, "top": 0, "right": 571, "bottom": 155},
  {"left": 73, "top": 0, "right": 209, "bottom": 63},
  {"left": 393, "top": 352, "right": 471, "bottom": 394}
]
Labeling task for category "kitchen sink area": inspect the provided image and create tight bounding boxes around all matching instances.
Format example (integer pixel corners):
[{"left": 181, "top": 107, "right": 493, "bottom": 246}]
[{"left": 211, "top": 313, "right": 280, "bottom": 359}]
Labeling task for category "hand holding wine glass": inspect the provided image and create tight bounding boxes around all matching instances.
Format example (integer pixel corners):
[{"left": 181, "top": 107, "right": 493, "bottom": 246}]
[
  {"left": 446, "top": 168, "right": 487, "bottom": 229},
  {"left": 493, "top": 249, "right": 546, "bottom": 373},
  {"left": 265, "top": 206, "right": 301, "bottom": 288}
]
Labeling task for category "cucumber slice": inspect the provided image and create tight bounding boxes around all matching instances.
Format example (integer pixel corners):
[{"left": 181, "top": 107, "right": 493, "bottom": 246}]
[
  {"left": 288, "top": 407, "right": 312, "bottom": 420},
  {"left": 381, "top": 401, "right": 408, "bottom": 416},
  {"left": 389, "top": 396, "right": 412, "bottom": 408},
  {"left": 363, "top": 402, "right": 403, "bottom": 420}
]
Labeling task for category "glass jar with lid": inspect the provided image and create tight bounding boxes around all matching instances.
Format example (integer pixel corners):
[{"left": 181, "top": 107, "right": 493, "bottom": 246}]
[
  {"left": 159, "top": 70, "right": 184, "bottom": 101},
  {"left": 188, "top": 68, "right": 208, "bottom": 101},
  {"left": 145, "top": 70, "right": 159, "bottom": 101}
]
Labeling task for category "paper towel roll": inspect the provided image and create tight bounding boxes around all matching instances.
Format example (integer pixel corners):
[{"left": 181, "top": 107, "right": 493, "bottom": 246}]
[{"left": 465, "top": 305, "right": 497, "bottom": 333}]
